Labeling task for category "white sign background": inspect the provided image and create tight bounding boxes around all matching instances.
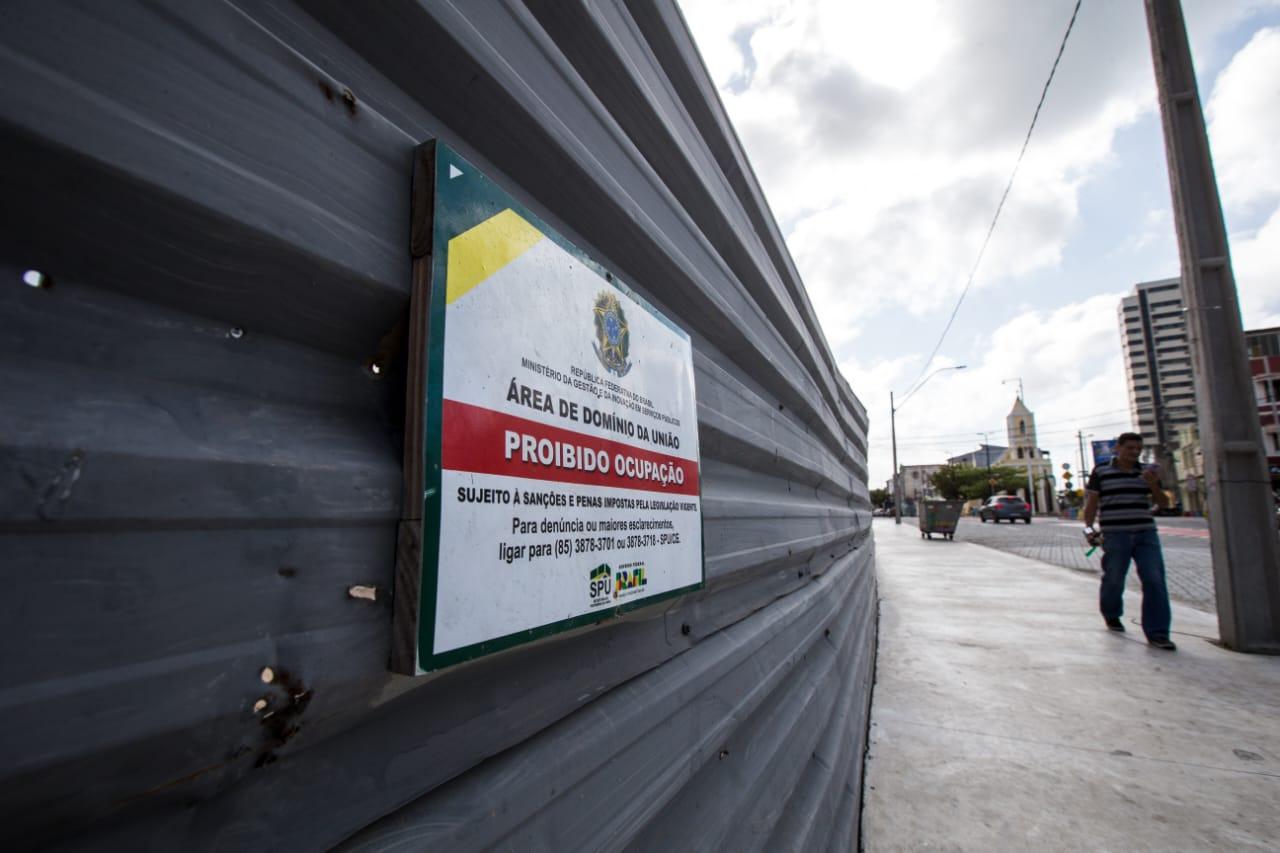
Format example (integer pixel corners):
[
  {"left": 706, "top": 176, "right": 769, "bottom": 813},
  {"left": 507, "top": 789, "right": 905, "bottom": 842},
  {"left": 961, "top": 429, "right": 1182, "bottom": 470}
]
[{"left": 431, "top": 223, "right": 703, "bottom": 656}]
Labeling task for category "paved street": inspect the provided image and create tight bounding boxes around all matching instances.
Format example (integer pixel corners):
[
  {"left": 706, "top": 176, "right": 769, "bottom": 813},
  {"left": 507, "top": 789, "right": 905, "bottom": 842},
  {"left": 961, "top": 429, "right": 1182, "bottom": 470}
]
[{"left": 934, "top": 515, "right": 1217, "bottom": 612}]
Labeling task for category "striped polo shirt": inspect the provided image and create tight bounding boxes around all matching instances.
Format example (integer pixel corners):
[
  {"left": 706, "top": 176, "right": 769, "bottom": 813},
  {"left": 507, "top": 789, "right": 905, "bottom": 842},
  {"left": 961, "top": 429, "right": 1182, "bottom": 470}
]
[{"left": 1085, "top": 462, "right": 1158, "bottom": 531}]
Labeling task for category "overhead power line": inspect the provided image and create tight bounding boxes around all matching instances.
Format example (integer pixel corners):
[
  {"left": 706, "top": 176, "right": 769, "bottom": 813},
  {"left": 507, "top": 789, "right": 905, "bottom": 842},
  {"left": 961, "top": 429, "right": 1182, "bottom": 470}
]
[
  {"left": 867, "top": 407, "right": 1130, "bottom": 443},
  {"left": 876, "top": 419, "right": 1131, "bottom": 448},
  {"left": 904, "top": 0, "right": 1084, "bottom": 396}
]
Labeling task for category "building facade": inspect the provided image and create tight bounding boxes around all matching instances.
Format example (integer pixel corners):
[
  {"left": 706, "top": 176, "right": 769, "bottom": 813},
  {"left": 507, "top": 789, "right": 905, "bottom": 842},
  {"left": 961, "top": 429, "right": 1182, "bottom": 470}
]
[
  {"left": 1174, "top": 423, "right": 1205, "bottom": 515},
  {"left": 1246, "top": 326, "right": 1280, "bottom": 490},
  {"left": 995, "top": 397, "right": 1054, "bottom": 513},
  {"left": 1119, "top": 278, "right": 1198, "bottom": 462},
  {"left": 890, "top": 463, "right": 945, "bottom": 505},
  {"left": 948, "top": 445, "right": 1007, "bottom": 469}
]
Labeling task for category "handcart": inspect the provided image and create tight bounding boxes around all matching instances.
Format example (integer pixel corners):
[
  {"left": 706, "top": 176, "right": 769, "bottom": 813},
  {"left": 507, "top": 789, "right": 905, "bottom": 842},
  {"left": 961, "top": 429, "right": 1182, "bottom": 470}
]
[{"left": 919, "top": 500, "right": 964, "bottom": 540}]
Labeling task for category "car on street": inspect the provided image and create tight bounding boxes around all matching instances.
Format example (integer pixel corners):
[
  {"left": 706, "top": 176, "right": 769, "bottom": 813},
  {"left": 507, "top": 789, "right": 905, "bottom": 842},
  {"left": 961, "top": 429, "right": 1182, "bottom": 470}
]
[{"left": 978, "top": 495, "right": 1032, "bottom": 524}]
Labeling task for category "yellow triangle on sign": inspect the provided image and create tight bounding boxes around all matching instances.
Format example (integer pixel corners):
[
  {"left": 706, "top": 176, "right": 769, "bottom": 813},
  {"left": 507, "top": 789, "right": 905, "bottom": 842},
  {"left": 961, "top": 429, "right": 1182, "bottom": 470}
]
[{"left": 446, "top": 208, "right": 545, "bottom": 304}]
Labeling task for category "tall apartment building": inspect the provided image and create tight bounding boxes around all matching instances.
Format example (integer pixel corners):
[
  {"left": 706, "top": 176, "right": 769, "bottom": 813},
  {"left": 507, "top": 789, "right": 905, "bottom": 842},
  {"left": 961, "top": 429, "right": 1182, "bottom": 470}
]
[{"left": 1118, "top": 278, "right": 1198, "bottom": 459}]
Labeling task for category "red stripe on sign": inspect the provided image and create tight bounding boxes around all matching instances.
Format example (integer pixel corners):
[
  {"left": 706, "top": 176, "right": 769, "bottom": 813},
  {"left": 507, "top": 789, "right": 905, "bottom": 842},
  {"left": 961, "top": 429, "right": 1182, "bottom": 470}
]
[{"left": 442, "top": 399, "right": 700, "bottom": 496}]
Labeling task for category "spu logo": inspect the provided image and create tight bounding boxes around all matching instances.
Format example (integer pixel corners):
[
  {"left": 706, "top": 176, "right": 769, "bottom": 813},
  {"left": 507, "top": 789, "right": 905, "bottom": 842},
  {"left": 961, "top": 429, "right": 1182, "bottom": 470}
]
[
  {"left": 592, "top": 291, "right": 632, "bottom": 377},
  {"left": 589, "top": 563, "right": 613, "bottom": 606}
]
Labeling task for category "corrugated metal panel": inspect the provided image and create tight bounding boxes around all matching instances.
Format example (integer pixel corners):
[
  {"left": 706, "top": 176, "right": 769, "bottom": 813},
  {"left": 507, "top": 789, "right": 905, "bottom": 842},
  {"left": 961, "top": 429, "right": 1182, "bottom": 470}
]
[{"left": 0, "top": 1, "right": 876, "bottom": 849}]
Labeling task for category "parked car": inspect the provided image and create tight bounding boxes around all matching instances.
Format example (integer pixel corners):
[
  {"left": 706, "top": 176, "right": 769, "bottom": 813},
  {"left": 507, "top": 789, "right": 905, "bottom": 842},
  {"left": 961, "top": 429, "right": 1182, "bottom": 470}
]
[{"left": 978, "top": 495, "right": 1032, "bottom": 523}]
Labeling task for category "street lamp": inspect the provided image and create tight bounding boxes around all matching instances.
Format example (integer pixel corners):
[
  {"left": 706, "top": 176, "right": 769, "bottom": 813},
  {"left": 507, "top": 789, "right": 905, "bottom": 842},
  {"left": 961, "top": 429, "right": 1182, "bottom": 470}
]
[{"left": 891, "top": 365, "right": 967, "bottom": 525}]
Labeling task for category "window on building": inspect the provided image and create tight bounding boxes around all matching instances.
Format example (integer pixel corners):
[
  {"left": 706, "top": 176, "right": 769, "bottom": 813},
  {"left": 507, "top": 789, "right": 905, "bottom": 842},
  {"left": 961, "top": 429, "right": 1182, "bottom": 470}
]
[
  {"left": 1016, "top": 447, "right": 1023, "bottom": 459},
  {"left": 1248, "top": 334, "right": 1280, "bottom": 358},
  {"left": 1019, "top": 420, "right": 1026, "bottom": 435}
]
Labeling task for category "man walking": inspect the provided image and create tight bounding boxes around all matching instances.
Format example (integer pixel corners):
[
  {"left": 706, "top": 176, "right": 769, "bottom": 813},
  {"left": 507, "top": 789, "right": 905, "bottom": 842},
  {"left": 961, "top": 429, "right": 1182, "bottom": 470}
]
[{"left": 1082, "top": 432, "right": 1177, "bottom": 650}]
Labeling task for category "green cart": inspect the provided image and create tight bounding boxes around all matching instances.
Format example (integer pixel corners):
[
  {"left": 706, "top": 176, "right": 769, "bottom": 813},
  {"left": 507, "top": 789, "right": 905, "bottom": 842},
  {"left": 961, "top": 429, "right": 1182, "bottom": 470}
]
[{"left": 919, "top": 500, "right": 964, "bottom": 540}]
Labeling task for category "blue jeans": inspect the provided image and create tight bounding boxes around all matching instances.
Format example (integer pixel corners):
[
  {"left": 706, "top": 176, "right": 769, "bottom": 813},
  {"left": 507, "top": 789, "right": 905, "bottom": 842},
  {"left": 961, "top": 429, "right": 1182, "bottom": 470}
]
[{"left": 1100, "top": 528, "right": 1172, "bottom": 639}]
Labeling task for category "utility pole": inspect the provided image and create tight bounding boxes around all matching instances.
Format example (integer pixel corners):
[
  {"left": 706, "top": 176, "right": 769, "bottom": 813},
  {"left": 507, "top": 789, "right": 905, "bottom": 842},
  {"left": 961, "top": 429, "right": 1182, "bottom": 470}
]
[
  {"left": 977, "top": 432, "right": 994, "bottom": 499},
  {"left": 1077, "top": 430, "right": 1088, "bottom": 478},
  {"left": 1146, "top": 0, "right": 1280, "bottom": 652},
  {"left": 890, "top": 390, "right": 902, "bottom": 525},
  {"left": 890, "top": 365, "right": 967, "bottom": 526}
]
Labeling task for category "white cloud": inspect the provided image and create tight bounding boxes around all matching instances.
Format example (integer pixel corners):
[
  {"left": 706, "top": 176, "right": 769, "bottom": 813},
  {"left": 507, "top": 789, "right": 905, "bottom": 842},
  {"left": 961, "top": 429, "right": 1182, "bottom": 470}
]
[
  {"left": 679, "top": 0, "right": 1279, "bottom": 487},
  {"left": 1204, "top": 25, "right": 1280, "bottom": 330},
  {"left": 1208, "top": 26, "right": 1280, "bottom": 212},
  {"left": 687, "top": 0, "right": 1171, "bottom": 331},
  {"left": 1234, "top": 205, "right": 1280, "bottom": 327},
  {"left": 857, "top": 292, "right": 1131, "bottom": 486}
]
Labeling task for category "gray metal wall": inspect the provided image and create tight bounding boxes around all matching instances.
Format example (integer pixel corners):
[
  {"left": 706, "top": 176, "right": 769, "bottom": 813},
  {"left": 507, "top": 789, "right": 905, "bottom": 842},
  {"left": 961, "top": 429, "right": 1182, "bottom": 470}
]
[{"left": 0, "top": 1, "right": 877, "bottom": 849}]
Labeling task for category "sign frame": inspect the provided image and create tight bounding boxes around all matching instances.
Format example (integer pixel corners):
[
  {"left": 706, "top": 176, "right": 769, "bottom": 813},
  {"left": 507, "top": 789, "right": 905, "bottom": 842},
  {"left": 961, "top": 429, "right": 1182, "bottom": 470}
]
[
  {"left": 1091, "top": 438, "right": 1118, "bottom": 468},
  {"left": 391, "top": 141, "right": 705, "bottom": 675}
]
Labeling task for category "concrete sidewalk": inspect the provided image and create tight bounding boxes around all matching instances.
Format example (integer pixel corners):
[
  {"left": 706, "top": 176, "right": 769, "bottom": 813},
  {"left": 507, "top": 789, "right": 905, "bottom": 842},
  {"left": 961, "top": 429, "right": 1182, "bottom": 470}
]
[{"left": 863, "top": 519, "right": 1280, "bottom": 852}]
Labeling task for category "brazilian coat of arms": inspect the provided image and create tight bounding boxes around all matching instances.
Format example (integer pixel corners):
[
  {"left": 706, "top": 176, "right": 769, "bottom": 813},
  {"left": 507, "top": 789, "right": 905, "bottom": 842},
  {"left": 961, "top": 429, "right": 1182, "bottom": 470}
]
[{"left": 592, "top": 291, "right": 632, "bottom": 377}]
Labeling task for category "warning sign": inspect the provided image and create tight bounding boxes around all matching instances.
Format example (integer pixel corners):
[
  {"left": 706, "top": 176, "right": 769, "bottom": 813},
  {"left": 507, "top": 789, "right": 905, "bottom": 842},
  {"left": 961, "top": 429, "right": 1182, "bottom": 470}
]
[{"left": 401, "top": 143, "right": 703, "bottom": 673}]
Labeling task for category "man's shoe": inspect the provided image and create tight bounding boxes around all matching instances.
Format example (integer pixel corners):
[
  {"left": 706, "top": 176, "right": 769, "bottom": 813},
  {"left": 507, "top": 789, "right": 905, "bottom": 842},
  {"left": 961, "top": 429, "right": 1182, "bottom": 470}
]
[
  {"left": 1148, "top": 635, "right": 1177, "bottom": 651},
  {"left": 1104, "top": 617, "right": 1125, "bottom": 632}
]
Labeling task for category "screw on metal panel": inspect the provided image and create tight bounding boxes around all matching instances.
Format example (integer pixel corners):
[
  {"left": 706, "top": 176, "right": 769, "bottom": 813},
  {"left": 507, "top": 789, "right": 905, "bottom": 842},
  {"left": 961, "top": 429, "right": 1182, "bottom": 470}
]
[
  {"left": 22, "top": 270, "right": 49, "bottom": 289},
  {"left": 347, "top": 585, "right": 377, "bottom": 601},
  {"left": 341, "top": 87, "right": 357, "bottom": 115},
  {"left": 718, "top": 749, "right": 730, "bottom": 760},
  {"left": 253, "top": 698, "right": 269, "bottom": 713},
  {"left": 364, "top": 357, "right": 385, "bottom": 378},
  {"left": 680, "top": 623, "right": 691, "bottom": 636},
  {"left": 228, "top": 327, "right": 245, "bottom": 340},
  {"left": 260, "top": 666, "right": 275, "bottom": 684}
]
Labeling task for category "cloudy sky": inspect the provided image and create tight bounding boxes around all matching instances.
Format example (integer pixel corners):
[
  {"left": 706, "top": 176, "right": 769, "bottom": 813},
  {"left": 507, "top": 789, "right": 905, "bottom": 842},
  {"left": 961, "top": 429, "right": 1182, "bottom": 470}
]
[{"left": 681, "top": 0, "right": 1280, "bottom": 490}]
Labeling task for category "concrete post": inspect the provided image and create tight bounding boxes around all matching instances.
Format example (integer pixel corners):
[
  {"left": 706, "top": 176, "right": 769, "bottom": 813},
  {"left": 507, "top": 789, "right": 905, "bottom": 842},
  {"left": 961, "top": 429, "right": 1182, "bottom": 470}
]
[
  {"left": 891, "top": 391, "right": 902, "bottom": 525},
  {"left": 1146, "top": 0, "right": 1280, "bottom": 652}
]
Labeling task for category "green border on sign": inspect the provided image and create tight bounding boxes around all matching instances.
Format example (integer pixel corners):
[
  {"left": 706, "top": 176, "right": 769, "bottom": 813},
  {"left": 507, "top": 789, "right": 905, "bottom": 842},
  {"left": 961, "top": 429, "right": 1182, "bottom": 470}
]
[{"left": 415, "top": 143, "right": 705, "bottom": 674}]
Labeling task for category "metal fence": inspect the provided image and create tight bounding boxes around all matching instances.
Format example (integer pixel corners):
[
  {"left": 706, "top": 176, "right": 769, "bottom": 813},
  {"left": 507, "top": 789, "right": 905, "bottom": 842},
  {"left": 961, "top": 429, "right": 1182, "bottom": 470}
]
[{"left": 0, "top": 1, "right": 876, "bottom": 849}]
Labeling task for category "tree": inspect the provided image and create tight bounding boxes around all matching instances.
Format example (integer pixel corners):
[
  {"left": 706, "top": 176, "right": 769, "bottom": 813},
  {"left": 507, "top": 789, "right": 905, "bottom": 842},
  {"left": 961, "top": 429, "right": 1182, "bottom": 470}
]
[
  {"left": 869, "top": 488, "right": 890, "bottom": 508},
  {"left": 929, "top": 464, "right": 1030, "bottom": 501}
]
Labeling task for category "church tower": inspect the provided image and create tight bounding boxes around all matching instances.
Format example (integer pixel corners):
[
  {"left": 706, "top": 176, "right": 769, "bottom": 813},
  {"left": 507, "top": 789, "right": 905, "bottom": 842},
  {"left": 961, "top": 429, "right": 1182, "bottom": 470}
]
[
  {"left": 997, "top": 395, "right": 1053, "bottom": 512},
  {"left": 1006, "top": 396, "right": 1038, "bottom": 464}
]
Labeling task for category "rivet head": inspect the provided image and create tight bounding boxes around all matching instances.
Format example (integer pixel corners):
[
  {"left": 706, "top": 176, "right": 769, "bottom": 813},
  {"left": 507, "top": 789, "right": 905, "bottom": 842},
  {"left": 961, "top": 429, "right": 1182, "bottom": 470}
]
[
  {"left": 22, "top": 270, "right": 48, "bottom": 289},
  {"left": 228, "top": 327, "right": 245, "bottom": 340},
  {"left": 260, "top": 666, "right": 275, "bottom": 684},
  {"left": 253, "top": 698, "right": 268, "bottom": 713}
]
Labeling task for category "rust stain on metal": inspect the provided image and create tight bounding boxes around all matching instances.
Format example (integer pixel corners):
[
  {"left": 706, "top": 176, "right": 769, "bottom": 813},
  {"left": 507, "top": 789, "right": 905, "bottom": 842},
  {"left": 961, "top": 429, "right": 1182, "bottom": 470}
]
[
  {"left": 254, "top": 668, "right": 313, "bottom": 768},
  {"left": 110, "top": 760, "right": 228, "bottom": 809}
]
